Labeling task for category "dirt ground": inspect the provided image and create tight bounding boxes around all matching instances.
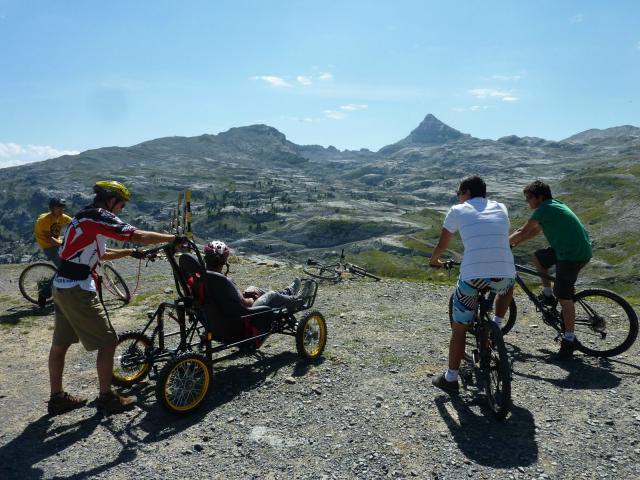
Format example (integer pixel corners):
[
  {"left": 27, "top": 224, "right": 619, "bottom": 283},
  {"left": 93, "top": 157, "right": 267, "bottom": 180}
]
[{"left": 1, "top": 257, "right": 639, "bottom": 479}]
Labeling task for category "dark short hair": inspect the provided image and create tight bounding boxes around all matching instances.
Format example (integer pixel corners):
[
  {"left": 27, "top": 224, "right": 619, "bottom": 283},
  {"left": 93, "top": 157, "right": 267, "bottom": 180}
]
[
  {"left": 523, "top": 180, "right": 552, "bottom": 201},
  {"left": 458, "top": 175, "right": 486, "bottom": 198}
]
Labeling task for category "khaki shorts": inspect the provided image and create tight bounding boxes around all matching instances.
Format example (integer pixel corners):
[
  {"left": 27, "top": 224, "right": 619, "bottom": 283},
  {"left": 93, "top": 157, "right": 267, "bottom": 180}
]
[{"left": 53, "top": 286, "right": 117, "bottom": 351}]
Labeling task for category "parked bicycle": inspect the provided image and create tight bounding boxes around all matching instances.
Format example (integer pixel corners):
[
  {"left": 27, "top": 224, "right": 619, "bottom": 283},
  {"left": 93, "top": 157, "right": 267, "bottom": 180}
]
[
  {"left": 304, "top": 249, "right": 381, "bottom": 282},
  {"left": 439, "top": 259, "right": 512, "bottom": 420},
  {"left": 492, "top": 263, "right": 637, "bottom": 357},
  {"left": 18, "top": 261, "right": 131, "bottom": 306}
]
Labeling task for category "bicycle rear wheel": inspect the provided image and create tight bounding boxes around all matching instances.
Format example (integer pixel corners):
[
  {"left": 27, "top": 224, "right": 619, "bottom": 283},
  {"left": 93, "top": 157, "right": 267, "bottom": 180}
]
[
  {"left": 482, "top": 321, "right": 511, "bottom": 420},
  {"left": 101, "top": 263, "right": 131, "bottom": 304},
  {"left": 303, "top": 264, "right": 340, "bottom": 281},
  {"left": 573, "top": 288, "right": 638, "bottom": 357},
  {"left": 19, "top": 262, "right": 56, "bottom": 305}
]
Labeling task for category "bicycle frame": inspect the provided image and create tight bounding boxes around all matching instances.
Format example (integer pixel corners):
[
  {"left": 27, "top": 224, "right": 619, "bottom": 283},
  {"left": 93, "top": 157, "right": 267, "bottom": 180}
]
[{"left": 513, "top": 264, "right": 564, "bottom": 335}]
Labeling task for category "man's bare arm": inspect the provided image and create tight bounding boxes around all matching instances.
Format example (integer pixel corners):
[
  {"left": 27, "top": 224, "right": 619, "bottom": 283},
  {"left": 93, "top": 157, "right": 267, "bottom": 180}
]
[
  {"left": 429, "top": 228, "right": 454, "bottom": 267},
  {"left": 510, "top": 219, "right": 542, "bottom": 248}
]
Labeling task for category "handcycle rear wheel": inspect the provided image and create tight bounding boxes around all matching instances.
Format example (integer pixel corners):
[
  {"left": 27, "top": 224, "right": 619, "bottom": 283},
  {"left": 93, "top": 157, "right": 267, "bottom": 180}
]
[
  {"left": 572, "top": 288, "right": 638, "bottom": 357},
  {"left": 303, "top": 264, "right": 340, "bottom": 281},
  {"left": 156, "top": 352, "right": 212, "bottom": 414},
  {"left": 448, "top": 293, "right": 517, "bottom": 336},
  {"left": 482, "top": 321, "right": 511, "bottom": 420},
  {"left": 296, "top": 310, "right": 327, "bottom": 360},
  {"left": 112, "top": 331, "right": 153, "bottom": 387},
  {"left": 19, "top": 262, "right": 56, "bottom": 305},
  {"left": 101, "top": 263, "right": 131, "bottom": 304}
]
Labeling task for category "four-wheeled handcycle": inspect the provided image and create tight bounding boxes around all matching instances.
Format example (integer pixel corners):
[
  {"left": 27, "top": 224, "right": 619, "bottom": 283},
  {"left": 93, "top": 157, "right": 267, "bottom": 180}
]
[{"left": 111, "top": 240, "right": 327, "bottom": 414}]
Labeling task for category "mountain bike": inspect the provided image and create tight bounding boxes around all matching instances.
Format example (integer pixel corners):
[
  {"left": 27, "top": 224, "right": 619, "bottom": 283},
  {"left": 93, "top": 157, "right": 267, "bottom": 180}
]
[
  {"left": 439, "top": 259, "right": 511, "bottom": 420},
  {"left": 18, "top": 261, "right": 131, "bottom": 306},
  {"left": 496, "top": 263, "right": 638, "bottom": 357},
  {"left": 304, "top": 249, "right": 381, "bottom": 281}
]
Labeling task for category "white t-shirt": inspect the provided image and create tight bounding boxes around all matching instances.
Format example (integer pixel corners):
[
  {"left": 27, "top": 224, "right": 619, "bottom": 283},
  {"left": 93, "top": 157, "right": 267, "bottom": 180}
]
[{"left": 443, "top": 197, "right": 515, "bottom": 281}]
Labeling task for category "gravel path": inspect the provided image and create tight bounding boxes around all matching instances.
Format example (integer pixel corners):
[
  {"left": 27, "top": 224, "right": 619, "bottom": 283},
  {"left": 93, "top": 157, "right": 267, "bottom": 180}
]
[{"left": 1, "top": 258, "right": 639, "bottom": 480}]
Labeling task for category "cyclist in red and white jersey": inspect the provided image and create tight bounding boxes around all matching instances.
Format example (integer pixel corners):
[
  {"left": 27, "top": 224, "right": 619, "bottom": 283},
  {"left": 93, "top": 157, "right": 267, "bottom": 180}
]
[{"left": 48, "top": 180, "right": 185, "bottom": 416}]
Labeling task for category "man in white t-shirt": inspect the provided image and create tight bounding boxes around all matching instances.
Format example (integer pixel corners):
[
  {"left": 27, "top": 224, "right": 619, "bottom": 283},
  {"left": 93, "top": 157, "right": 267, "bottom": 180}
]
[{"left": 429, "top": 175, "right": 515, "bottom": 393}]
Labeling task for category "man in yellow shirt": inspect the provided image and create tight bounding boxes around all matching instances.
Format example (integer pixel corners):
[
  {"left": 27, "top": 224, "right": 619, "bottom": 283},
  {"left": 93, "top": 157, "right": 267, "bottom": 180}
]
[{"left": 34, "top": 198, "right": 72, "bottom": 267}]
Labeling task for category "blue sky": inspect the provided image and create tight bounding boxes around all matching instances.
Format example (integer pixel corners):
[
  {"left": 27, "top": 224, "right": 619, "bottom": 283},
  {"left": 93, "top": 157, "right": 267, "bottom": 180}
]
[{"left": 1, "top": 1, "right": 639, "bottom": 167}]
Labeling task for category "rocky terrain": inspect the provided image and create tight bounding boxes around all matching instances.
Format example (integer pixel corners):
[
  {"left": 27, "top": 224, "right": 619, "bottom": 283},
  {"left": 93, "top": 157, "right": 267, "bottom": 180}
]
[
  {"left": 1, "top": 114, "right": 639, "bottom": 299},
  {"left": 1, "top": 257, "right": 639, "bottom": 479}
]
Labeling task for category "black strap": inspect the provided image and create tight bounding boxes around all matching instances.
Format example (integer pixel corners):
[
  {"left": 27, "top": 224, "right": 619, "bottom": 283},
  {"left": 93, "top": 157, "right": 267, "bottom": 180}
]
[{"left": 57, "top": 260, "right": 91, "bottom": 280}]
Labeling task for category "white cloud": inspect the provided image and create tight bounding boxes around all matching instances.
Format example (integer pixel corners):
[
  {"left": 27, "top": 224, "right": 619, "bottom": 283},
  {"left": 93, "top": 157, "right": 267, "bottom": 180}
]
[
  {"left": 492, "top": 74, "right": 522, "bottom": 81},
  {"left": 252, "top": 75, "right": 291, "bottom": 88},
  {"left": 0, "top": 142, "right": 79, "bottom": 168},
  {"left": 570, "top": 14, "right": 584, "bottom": 23},
  {"left": 453, "top": 105, "right": 494, "bottom": 112},
  {"left": 339, "top": 104, "right": 368, "bottom": 111},
  {"left": 323, "top": 110, "right": 346, "bottom": 120},
  {"left": 469, "top": 88, "right": 519, "bottom": 102},
  {"left": 297, "top": 75, "right": 312, "bottom": 86},
  {"left": 318, "top": 72, "right": 333, "bottom": 81}
]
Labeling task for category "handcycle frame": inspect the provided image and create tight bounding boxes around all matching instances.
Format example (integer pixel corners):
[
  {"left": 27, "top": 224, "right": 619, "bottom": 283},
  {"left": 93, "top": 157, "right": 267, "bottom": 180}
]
[
  {"left": 304, "top": 249, "right": 380, "bottom": 281},
  {"left": 113, "top": 240, "right": 326, "bottom": 414}
]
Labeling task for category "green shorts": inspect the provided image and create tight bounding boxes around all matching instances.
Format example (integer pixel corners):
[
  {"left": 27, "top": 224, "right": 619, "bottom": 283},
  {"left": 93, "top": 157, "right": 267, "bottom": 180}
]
[{"left": 52, "top": 286, "right": 117, "bottom": 351}]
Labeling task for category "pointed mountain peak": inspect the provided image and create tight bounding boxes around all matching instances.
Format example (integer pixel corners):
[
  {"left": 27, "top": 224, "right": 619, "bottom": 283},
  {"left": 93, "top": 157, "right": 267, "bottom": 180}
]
[
  {"left": 407, "top": 114, "right": 466, "bottom": 144},
  {"left": 379, "top": 114, "right": 469, "bottom": 154}
]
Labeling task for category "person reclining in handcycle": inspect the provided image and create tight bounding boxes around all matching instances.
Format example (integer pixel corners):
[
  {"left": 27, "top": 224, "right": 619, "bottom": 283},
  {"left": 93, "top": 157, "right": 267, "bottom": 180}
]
[{"left": 201, "top": 240, "right": 314, "bottom": 316}]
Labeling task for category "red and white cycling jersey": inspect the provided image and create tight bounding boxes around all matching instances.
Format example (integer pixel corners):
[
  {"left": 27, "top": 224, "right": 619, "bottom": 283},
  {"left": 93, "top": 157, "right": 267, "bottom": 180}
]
[{"left": 54, "top": 206, "right": 136, "bottom": 291}]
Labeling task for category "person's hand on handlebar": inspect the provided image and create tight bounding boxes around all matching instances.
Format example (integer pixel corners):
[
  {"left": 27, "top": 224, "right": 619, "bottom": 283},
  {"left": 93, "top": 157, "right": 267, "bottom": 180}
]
[
  {"left": 429, "top": 258, "right": 446, "bottom": 269},
  {"left": 131, "top": 248, "right": 146, "bottom": 260},
  {"left": 174, "top": 235, "right": 189, "bottom": 245}
]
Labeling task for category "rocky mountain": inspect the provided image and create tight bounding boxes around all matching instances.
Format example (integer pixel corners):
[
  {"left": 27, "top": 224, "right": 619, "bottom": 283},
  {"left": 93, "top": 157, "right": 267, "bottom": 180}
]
[{"left": 1, "top": 114, "right": 638, "bottom": 300}]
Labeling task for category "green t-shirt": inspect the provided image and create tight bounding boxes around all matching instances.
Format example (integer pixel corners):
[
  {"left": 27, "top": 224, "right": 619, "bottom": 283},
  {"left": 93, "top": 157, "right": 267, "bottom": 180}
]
[{"left": 531, "top": 199, "right": 592, "bottom": 261}]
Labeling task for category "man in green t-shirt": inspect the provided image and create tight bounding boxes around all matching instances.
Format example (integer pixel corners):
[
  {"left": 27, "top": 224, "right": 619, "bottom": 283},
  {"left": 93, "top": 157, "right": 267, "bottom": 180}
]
[{"left": 510, "top": 180, "right": 592, "bottom": 360}]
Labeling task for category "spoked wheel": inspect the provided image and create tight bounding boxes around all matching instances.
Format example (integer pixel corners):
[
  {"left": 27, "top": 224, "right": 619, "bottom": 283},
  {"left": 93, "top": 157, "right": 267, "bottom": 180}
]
[
  {"left": 303, "top": 264, "right": 340, "bottom": 281},
  {"left": 295, "top": 310, "right": 328, "bottom": 360},
  {"left": 156, "top": 352, "right": 211, "bottom": 414},
  {"left": 19, "top": 262, "right": 56, "bottom": 305},
  {"left": 112, "top": 331, "right": 153, "bottom": 387},
  {"left": 482, "top": 321, "right": 511, "bottom": 420},
  {"left": 572, "top": 289, "right": 639, "bottom": 357},
  {"left": 101, "top": 263, "right": 131, "bottom": 304},
  {"left": 448, "top": 293, "right": 517, "bottom": 336}
]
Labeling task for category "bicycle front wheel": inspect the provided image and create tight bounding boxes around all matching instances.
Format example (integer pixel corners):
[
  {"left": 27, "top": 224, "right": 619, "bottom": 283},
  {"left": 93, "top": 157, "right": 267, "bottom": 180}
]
[
  {"left": 303, "top": 264, "right": 340, "bottom": 281},
  {"left": 19, "top": 262, "right": 56, "bottom": 305},
  {"left": 482, "top": 321, "right": 511, "bottom": 420},
  {"left": 573, "top": 289, "right": 638, "bottom": 357},
  {"left": 101, "top": 263, "right": 131, "bottom": 304}
]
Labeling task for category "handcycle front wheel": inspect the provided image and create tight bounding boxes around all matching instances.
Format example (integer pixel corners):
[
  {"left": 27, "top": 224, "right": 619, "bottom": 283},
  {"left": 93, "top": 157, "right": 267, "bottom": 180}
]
[
  {"left": 303, "top": 263, "right": 340, "bottom": 281},
  {"left": 156, "top": 352, "right": 212, "bottom": 414},
  {"left": 19, "top": 262, "right": 56, "bottom": 305},
  {"left": 572, "top": 288, "right": 639, "bottom": 357},
  {"left": 112, "top": 331, "right": 153, "bottom": 388},
  {"left": 448, "top": 293, "right": 517, "bottom": 336},
  {"left": 482, "top": 321, "right": 512, "bottom": 420},
  {"left": 296, "top": 310, "right": 328, "bottom": 360},
  {"left": 101, "top": 263, "right": 131, "bottom": 304}
]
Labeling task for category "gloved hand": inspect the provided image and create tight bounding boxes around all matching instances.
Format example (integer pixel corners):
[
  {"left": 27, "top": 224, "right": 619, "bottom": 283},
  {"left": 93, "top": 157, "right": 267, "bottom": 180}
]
[
  {"left": 174, "top": 235, "right": 189, "bottom": 245},
  {"left": 131, "top": 249, "right": 146, "bottom": 259}
]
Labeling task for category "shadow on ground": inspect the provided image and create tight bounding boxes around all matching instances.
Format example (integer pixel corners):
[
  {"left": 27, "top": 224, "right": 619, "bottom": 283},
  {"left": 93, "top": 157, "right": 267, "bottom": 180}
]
[
  {"left": 434, "top": 395, "right": 538, "bottom": 468},
  {"left": 0, "top": 349, "right": 313, "bottom": 478}
]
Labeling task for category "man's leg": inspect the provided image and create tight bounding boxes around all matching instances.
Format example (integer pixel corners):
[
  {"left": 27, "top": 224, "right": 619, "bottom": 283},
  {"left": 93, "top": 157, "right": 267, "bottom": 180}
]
[
  {"left": 448, "top": 321, "right": 467, "bottom": 371},
  {"left": 533, "top": 253, "right": 552, "bottom": 290},
  {"left": 49, "top": 343, "right": 70, "bottom": 395},
  {"left": 494, "top": 286, "right": 514, "bottom": 327},
  {"left": 96, "top": 342, "right": 117, "bottom": 394}
]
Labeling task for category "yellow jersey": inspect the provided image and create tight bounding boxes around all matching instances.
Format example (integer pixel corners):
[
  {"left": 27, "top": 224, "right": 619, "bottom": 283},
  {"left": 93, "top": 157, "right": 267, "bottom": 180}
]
[{"left": 34, "top": 212, "right": 72, "bottom": 249}]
